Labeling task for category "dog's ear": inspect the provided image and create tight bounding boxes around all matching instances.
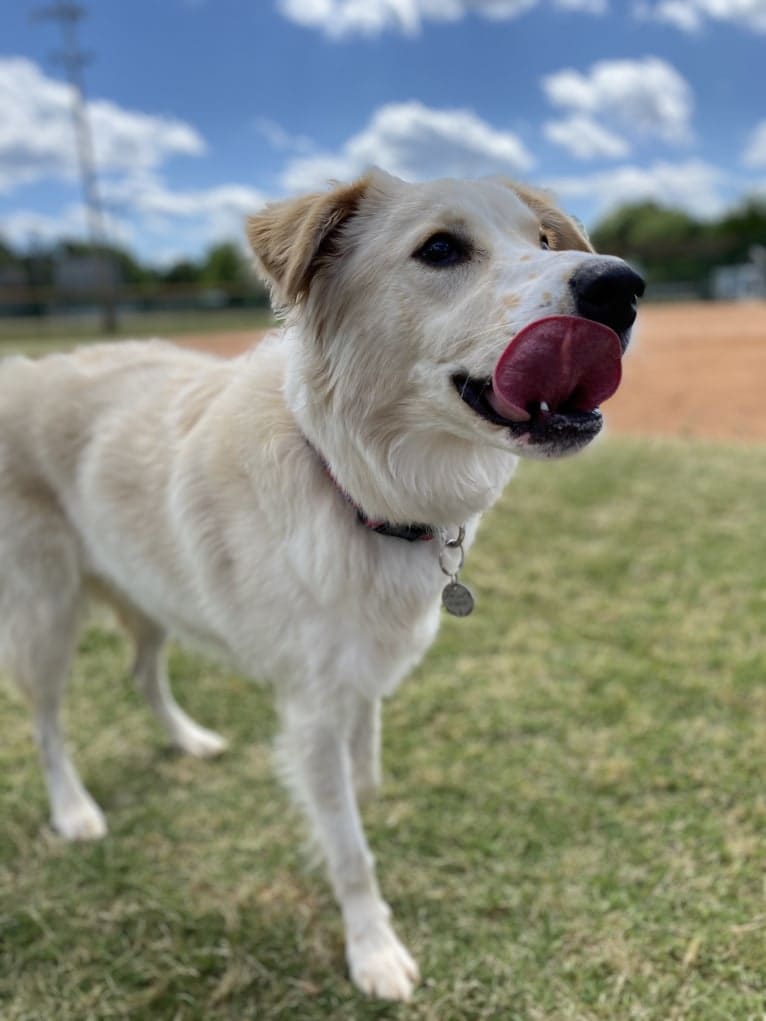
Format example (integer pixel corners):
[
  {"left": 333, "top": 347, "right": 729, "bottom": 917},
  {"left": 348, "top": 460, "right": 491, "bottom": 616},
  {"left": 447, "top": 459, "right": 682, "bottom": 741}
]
[
  {"left": 497, "top": 179, "right": 594, "bottom": 253},
  {"left": 246, "top": 176, "right": 370, "bottom": 307}
]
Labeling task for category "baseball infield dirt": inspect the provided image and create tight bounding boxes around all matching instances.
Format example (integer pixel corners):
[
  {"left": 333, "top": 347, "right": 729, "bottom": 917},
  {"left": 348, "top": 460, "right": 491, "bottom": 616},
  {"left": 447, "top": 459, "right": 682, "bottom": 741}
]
[{"left": 176, "top": 301, "right": 766, "bottom": 443}]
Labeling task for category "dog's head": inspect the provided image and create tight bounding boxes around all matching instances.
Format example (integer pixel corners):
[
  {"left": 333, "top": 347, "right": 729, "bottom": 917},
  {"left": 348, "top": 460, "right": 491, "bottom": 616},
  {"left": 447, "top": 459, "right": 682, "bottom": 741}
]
[{"left": 247, "top": 171, "right": 643, "bottom": 526}]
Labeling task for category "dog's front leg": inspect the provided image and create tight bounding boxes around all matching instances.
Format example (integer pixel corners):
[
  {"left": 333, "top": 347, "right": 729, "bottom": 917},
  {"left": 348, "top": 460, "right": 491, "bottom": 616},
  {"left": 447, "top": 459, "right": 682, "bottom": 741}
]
[
  {"left": 278, "top": 697, "right": 419, "bottom": 1001},
  {"left": 350, "top": 695, "right": 381, "bottom": 803}
]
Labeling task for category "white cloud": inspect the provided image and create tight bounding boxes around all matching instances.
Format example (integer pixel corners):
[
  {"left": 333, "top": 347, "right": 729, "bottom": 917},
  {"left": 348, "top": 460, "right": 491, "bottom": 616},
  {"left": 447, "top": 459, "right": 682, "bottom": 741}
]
[
  {"left": 254, "top": 117, "right": 315, "bottom": 154},
  {"left": 542, "top": 57, "right": 694, "bottom": 149},
  {"left": 278, "top": 0, "right": 452, "bottom": 38},
  {"left": 634, "top": 0, "right": 702, "bottom": 30},
  {"left": 743, "top": 120, "right": 766, "bottom": 167},
  {"left": 543, "top": 115, "right": 630, "bottom": 160},
  {"left": 1, "top": 174, "right": 268, "bottom": 260},
  {"left": 548, "top": 159, "right": 727, "bottom": 219},
  {"left": 0, "top": 203, "right": 133, "bottom": 250},
  {"left": 468, "top": 0, "right": 539, "bottom": 18},
  {"left": 280, "top": 101, "right": 534, "bottom": 191},
  {"left": 0, "top": 57, "right": 205, "bottom": 195},
  {"left": 635, "top": 0, "right": 766, "bottom": 32},
  {"left": 277, "top": 0, "right": 604, "bottom": 37},
  {"left": 103, "top": 174, "right": 268, "bottom": 252},
  {"left": 109, "top": 175, "right": 265, "bottom": 222},
  {"left": 556, "top": 0, "right": 607, "bottom": 10},
  {"left": 0, "top": 57, "right": 263, "bottom": 261}
]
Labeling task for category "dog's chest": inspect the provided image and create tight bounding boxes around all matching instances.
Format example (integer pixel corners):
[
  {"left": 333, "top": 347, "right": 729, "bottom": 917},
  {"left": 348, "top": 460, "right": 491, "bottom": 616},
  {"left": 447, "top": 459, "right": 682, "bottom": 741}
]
[
  {"left": 317, "top": 568, "right": 444, "bottom": 698},
  {"left": 232, "top": 531, "right": 446, "bottom": 697}
]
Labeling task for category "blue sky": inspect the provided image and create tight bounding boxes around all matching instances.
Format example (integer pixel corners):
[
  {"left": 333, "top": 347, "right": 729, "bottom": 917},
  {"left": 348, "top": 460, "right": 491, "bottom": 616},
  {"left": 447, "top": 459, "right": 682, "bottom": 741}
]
[{"left": 2, "top": 0, "right": 765, "bottom": 263}]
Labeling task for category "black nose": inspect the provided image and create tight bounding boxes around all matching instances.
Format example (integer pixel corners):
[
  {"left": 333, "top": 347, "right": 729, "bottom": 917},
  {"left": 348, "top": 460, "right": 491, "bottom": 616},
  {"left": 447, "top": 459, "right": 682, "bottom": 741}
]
[{"left": 569, "top": 261, "right": 645, "bottom": 340}]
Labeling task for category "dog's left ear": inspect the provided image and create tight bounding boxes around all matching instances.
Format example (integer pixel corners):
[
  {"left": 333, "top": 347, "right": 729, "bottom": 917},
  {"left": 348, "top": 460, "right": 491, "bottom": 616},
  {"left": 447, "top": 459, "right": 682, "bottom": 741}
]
[{"left": 246, "top": 175, "right": 370, "bottom": 307}]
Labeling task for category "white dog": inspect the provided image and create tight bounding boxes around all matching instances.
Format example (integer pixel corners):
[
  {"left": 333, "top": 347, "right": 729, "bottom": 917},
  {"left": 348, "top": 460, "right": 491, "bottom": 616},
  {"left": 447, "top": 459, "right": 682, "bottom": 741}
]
[{"left": 0, "top": 171, "right": 643, "bottom": 1001}]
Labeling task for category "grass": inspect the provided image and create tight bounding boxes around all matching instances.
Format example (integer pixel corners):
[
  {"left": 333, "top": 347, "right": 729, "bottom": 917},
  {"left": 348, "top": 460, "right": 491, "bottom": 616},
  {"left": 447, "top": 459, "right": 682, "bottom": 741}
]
[
  {"left": 2, "top": 436, "right": 766, "bottom": 1020},
  {"left": 0, "top": 307, "right": 274, "bottom": 354}
]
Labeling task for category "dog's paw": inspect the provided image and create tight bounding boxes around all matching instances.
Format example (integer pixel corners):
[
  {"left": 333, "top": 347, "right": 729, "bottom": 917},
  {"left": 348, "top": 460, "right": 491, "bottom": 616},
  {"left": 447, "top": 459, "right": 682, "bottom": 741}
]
[
  {"left": 347, "top": 919, "right": 420, "bottom": 1002},
  {"left": 172, "top": 721, "right": 228, "bottom": 759},
  {"left": 52, "top": 797, "right": 108, "bottom": 842}
]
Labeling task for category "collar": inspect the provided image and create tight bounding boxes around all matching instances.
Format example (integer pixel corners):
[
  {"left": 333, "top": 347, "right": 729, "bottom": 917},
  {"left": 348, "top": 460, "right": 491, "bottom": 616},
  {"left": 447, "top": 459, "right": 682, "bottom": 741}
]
[{"left": 309, "top": 442, "right": 435, "bottom": 543}]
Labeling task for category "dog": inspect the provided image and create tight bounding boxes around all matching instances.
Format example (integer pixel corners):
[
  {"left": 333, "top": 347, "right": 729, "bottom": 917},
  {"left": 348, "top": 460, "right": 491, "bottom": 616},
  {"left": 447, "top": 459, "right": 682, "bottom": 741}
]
[{"left": 0, "top": 170, "right": 643, "bottom": 1001}]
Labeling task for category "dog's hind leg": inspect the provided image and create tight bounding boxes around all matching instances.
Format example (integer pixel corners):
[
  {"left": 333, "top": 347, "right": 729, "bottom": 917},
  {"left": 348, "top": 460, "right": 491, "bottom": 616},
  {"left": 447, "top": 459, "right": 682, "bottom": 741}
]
[
  {"left": 117, "top": 606, "right": 227, "bottom": 758},
  {"left": 277, "top": 692, "right": 418, "bottom": 1002},
  {"left": 0, "top": 510, "right": 106, "bottom": 840}
]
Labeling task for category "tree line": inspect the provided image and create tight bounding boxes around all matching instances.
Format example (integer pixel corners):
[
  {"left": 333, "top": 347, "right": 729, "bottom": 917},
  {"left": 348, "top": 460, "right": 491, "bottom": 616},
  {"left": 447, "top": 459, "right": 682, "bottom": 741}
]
[
  {"left": 0, "top": 238, "right": 269, "bottom": 307},
  {"left": 589, "top": 197, "right": 766, "bottom": 293}
]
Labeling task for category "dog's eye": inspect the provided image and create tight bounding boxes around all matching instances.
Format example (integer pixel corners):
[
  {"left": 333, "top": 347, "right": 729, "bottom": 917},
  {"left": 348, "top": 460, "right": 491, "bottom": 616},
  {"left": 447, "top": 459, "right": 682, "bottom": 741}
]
[
  {"left": 414, "top": 232, "right": 469, "bottom": 267},
  {"left": 540, "top": 233, "right": 551, "bottom": 251}
]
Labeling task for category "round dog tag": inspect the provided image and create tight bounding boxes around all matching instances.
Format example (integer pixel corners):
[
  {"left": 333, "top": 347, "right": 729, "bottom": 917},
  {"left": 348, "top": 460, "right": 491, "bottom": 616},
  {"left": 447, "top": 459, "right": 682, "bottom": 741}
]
[{"left": 442, "top": 580, "right": 475, "bottom": 617}]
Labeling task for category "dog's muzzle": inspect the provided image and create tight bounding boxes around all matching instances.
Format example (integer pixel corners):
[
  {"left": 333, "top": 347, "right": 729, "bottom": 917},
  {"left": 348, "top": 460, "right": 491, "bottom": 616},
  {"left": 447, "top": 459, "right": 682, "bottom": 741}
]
[{"left": 454, "top": 260, "right": 645, "bottom": 457}]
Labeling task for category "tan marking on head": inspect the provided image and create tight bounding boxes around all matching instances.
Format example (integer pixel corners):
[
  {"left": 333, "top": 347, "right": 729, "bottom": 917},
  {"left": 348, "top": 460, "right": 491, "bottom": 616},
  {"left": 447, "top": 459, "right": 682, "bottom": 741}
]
[{"left": 504, "top": 293, "right": 521, "bottom": 308}]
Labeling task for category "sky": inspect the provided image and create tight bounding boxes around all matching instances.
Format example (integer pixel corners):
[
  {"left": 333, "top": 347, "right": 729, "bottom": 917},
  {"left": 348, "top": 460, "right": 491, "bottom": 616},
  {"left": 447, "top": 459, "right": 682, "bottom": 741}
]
[{"left": 1, "top": 0, "right": 765, "bottom": 265}]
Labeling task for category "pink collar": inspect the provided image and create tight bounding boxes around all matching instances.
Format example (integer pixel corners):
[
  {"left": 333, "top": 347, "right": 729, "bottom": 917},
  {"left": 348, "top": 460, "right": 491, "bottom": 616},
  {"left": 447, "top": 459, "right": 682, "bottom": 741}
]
[{"left": 311, "top": 444, "right": 435, "bottom": 542}]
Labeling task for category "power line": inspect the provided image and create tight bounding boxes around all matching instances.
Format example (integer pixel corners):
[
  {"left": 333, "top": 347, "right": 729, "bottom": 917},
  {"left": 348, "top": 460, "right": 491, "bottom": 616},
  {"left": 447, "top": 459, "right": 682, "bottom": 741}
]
[{"left": 34, "top": 2, "right": 117, "bottom": 332}]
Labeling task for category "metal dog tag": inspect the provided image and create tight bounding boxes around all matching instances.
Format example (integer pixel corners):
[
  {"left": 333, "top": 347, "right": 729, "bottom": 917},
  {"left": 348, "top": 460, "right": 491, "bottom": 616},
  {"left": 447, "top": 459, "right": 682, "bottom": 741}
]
[{"left": 442, "top": 580, "right": 475, "bottom": 617}]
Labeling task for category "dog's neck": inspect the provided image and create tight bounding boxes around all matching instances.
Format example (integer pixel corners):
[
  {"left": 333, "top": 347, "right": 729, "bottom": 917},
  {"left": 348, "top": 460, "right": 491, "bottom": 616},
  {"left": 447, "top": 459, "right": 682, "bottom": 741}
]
[
  {"left": 282, "top": 328, "right": 519, "bottom": 528},
  {"left": 307, "top": 439, "right": 436, "bottom": 543}
]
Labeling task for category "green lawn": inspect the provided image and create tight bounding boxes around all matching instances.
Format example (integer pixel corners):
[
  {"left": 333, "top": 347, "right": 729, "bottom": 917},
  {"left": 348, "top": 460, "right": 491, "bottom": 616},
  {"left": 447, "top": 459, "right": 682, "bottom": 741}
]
[{"left": 1, "top": 437, "right": 765, "bottom": 1020}]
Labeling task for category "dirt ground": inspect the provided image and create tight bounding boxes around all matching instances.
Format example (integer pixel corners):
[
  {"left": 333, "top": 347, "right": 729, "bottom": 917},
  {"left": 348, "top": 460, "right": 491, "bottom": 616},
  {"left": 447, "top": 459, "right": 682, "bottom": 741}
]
[{"left": 176, "top": 301, "right": 766, "bottom": 443}]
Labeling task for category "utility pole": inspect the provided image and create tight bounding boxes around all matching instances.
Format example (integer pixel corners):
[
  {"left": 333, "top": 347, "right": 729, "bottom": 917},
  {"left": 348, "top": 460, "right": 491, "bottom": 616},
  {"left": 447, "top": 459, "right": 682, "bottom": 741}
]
[{"left": 34, "top": 1, "right": 117, "bottom": 333}]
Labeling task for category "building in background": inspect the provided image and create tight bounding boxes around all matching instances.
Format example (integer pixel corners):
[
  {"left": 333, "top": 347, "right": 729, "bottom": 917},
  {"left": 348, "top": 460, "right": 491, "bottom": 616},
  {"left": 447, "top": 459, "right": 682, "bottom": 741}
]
[{"left": 711, "top": 245, "right": 766, "bottom": 301}]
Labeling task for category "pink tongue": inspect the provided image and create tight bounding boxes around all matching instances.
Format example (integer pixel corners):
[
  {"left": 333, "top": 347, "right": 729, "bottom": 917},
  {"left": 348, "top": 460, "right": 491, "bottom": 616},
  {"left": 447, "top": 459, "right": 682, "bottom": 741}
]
[{"left": 487, "top": 315, "right": 623, "bottom": 423}]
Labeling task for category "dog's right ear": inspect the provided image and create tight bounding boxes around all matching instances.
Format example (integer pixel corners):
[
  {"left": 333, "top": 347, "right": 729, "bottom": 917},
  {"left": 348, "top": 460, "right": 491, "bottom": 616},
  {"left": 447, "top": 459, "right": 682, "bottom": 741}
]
[
  {"left": 498, "top": 179, "right": 594, "bottom": 254},
  {"left": 246, "top": 176, "right": 370, "bottom": 308}
]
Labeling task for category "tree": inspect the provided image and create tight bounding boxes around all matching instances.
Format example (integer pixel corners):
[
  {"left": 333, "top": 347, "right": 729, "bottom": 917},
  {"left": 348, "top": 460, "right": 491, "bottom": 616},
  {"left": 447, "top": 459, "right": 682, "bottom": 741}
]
[
  {"left": 161, "top": 259, "right": 202, "bottom": 285},
  {"left": 200, "top": 242, "right": 249, "bottom": 288},
  {"left": 712, "top": 198, "right": 766, "bottom": 264},
  {"left": 0, "top": 237, "right": 16, "bottom": 268},
  {"left": 590, "top": 197, "right": 766, "bottom": 291}
]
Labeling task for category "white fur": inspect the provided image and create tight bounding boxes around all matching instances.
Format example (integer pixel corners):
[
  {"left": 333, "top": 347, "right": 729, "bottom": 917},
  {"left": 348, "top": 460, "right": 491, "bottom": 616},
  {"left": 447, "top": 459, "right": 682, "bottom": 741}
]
[{"left": 0, "top": 171, "right": 634, "bottom": 1001}]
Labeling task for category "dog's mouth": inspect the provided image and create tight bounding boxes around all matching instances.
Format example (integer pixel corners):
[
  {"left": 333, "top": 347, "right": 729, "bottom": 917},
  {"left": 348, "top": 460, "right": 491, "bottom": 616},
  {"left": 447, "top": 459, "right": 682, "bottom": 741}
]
[{"left": 454, "top": 315, "right": 623, "bottom": 453}]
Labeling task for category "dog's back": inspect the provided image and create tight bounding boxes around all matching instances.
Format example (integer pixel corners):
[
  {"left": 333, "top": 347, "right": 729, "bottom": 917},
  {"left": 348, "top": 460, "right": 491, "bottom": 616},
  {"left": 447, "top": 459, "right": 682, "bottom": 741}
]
[
  {"left": 0, "top": 339, "right": 241, "bottom": 641},
  {"left": 0, "top": 342, "right": 217, "bottom": 497}
]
